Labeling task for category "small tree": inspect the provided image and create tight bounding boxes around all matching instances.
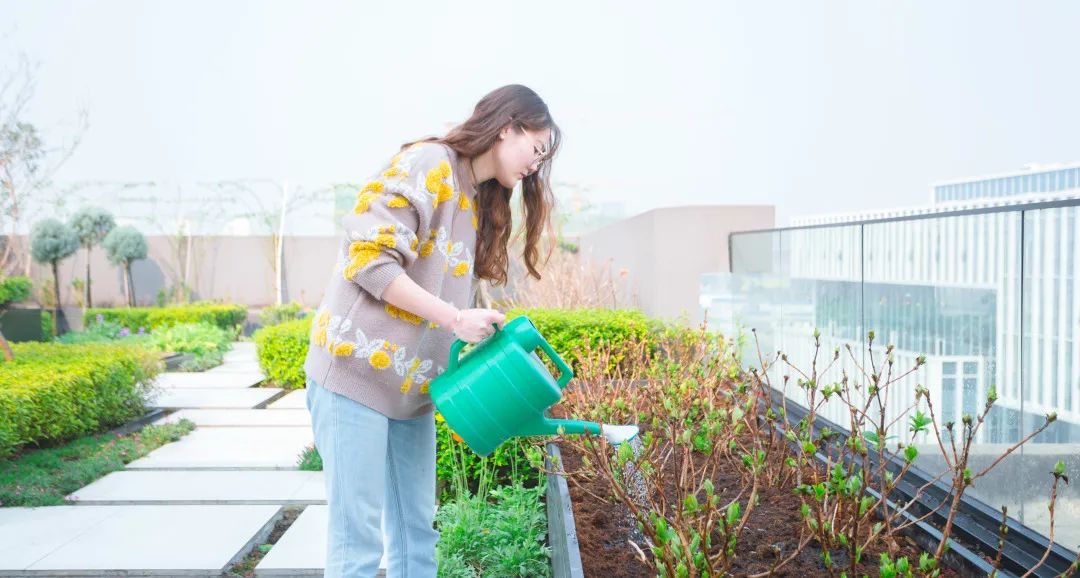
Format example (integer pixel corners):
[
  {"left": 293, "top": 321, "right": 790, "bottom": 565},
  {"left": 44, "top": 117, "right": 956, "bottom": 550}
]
[
  {"left": 29, "top": 218, "right": 79, "bottom": 335},
  {"left": 102, "top": 225, "right": 147, "bottom": 307},
  {"left": 69, "top": 206, "right": 115, "bottom": 308}
]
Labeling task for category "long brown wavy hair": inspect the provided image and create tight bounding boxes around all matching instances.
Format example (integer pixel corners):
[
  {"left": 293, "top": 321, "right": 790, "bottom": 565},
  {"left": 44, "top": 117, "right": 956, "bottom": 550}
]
[{"left": 403, "top": 84, "right": 561, "bottom": 286}]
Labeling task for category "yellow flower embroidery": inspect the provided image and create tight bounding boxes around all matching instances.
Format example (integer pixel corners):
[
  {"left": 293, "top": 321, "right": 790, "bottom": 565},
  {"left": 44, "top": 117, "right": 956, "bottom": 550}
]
[
  {"left": 313, "top": 311, "right": 330, "bottom": 348},
  {"left": 452, "top": 262, "right": 470, "bottom": 277},
  {"left": 419, "top": 230, "right": 437, "bottom": 258},
  {"left": 387, "top": 195, "right": 410, "bottom": 208},
  {"left": 342, "top": 225, "right": 397, "bottom": 280},
  {"left": 419, "top": 381, "right": 431, "bottom": 394},
  {"left": 375, "top": 225, "right": 397, "bottom": 248},
  {"left": 369, "top": 350, "right": 391, "bottom": 369},
  {"left": 425, "top": 161, "right": 455, "bottom": 208},
  {"left": 471, "top": 200, "right": 479, "bottom": 230},
  {"left": 353, "top": 181, "right": 385, "bottom": 214},
  {"left": 332, "top": 342, "right": 355, "bottom": 357},
  {"left": 343, "top": 241, "right": 379, "bottom": 279},
  {"left": 385, "top": 303, "right": 423, "bottom": 325},
  {"left": 400, "top": 357, "right": 422, "bottom": 393},
  {"left": 457, "top": 191, "right": 471, "bottom": 211}
]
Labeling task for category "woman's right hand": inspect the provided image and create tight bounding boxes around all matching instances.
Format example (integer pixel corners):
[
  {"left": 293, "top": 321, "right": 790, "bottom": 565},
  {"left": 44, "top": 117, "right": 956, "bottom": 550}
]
[{"left": 451, "top": 308, "right": 506, "bottom": 343}]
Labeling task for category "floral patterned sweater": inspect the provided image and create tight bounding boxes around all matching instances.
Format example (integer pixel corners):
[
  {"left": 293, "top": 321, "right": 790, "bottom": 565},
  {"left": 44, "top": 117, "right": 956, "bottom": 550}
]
[{"left": 303, "top": 142, "right": 479, "bottom": 419}]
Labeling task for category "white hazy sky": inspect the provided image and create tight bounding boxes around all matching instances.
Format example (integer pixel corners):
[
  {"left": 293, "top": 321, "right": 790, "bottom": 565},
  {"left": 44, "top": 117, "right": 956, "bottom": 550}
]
[{"left": 4, "top": 0, "right": 1080, "bottom": 226}]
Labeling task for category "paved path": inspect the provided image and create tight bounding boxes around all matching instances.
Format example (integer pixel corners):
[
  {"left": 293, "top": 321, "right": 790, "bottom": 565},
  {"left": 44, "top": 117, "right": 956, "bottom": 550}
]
[{"left": 0, "top": 340, "right": 387, "bottom": 576}]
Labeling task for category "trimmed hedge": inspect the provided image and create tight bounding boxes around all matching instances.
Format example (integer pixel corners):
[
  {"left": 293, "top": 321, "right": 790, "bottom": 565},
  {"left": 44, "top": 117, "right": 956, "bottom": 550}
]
[
  {"left": 0, "top": 342, "right": 162, "bottom": 459},
  {"left": 507, "top": 307, "right": 654, "bottom": 373},
  {"left": 255, "top": 308, "right": 667, "bottom": 390},
  {"left": 0, "top": 276, "right": 32, "bottom": 306},
  {"left": 84, "top": 303, "right": 247, "bottom": 333},
  {"left": 254, "top": 317, "right": 311, "bottom": 390}
]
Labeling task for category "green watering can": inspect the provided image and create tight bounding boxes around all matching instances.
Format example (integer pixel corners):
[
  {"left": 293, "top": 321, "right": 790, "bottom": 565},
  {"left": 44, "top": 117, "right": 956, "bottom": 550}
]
[{"left": 429, "top": 315, "right": 639, "bottom": 457}]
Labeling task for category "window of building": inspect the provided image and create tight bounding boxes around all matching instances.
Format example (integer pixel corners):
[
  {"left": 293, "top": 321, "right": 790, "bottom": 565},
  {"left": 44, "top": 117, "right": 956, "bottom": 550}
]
[{"left": 943, "top": 376, "right": 957, "bottom": 423}]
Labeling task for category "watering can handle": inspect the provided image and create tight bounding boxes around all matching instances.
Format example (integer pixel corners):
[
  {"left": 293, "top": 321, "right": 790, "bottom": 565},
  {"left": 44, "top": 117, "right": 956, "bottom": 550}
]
[
  {"left": 537, "top": 335, "right": 574, "bottom": 389},
  {"left": 446, "top": 323, "right": 502, "bottom": 372},
  {"left": 448, "top": 339, "right": 466, "bottom": 371}
]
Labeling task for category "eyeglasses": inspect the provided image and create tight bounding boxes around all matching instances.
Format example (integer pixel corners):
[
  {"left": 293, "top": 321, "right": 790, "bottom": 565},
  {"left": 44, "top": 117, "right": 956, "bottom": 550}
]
[{"left": 518, "top": 124, "right": 550, "bottom": 172}]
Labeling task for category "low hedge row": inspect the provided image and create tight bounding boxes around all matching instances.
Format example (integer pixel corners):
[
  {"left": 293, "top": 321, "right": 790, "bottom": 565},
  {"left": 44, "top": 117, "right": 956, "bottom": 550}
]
[
  {"left": 253, "top": 307, "right": 683, "bottom": 389},
  {"left": 0, "top": 342, "right": 162, "bottom": 459},
  {"left": 84, "top": 303, "right": 248, "bottom": 333}
]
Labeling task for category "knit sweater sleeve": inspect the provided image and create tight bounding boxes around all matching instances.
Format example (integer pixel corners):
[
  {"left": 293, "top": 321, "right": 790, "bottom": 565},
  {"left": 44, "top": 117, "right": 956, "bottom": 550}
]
[{"left": 337, "top": 143, "right": 450, "bottom": 300}]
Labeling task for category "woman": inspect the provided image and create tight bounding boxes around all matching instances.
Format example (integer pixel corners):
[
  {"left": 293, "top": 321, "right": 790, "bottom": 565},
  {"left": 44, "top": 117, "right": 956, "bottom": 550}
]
[{"left": 304, "top": 84, "right": 560, "bottom": 577}]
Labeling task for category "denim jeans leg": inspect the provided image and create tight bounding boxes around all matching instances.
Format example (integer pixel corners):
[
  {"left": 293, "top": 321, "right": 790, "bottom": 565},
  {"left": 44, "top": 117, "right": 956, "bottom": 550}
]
[
  {"left": 383, "top": 410, "right": 440, "bottom": 577},
  {"left": 306, "top": 377, "right": 389, "bottom": 578}
]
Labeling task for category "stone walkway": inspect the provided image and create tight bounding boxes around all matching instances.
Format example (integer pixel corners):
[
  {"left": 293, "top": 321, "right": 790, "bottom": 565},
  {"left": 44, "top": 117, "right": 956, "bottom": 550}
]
[{"left": 0, "top": 341, "right": 387, "bottom": 576}]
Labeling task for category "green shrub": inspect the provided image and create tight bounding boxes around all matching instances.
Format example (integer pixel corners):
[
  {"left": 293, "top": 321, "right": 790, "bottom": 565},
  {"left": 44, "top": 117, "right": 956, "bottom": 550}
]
[
  {"left": 506, "top": 307, "right": 654, "bottom": 373},
  {"left": 255, "top": 317, "right": 311, "bottom": 389},
  {"left": 0, "top": 276, "right": 32, "bottom": 306},
  {"left": 146, "top": 322, "right": 232, "bottom": 371},
  {"left": 252, "top": 308, "right": 673, "bottom": 392},
  {"left": 435, "top": 481, "right": 551, "bottom": 577},
  {"left": 57, "top": 316, "right": 147, "bottom": 345},
  {"left": 259, "top": 301, "right": 310, "bottom": 327},
  {"left": 40, "top": 310, "right": 53, "bottom": 343},
  {"left": 84, "top": 303, "right": 247, "bottom": 334},
  {"left": 0, "top": 342, "right": 162, "bottom": 459},
  {"left": 435, "top": 416, "right": 542, "bottom": 504}
]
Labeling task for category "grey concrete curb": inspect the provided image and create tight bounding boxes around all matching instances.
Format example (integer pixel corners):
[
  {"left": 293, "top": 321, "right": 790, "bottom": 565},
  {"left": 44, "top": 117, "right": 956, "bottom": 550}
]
[{"left": 545, "top": 442, "right": 586, "bottom": 578}]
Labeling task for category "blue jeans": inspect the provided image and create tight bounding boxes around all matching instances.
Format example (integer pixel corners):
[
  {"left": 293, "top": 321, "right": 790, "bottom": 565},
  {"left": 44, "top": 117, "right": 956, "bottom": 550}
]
[{"left": 305, "top": 377, "right": 440, "bottom": 578}]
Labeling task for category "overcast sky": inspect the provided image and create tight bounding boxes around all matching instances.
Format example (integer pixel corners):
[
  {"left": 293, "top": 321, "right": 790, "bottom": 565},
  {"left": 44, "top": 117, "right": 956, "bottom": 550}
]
[{"left": 4, "top": 0, "right": 1080, "bottom": 226}]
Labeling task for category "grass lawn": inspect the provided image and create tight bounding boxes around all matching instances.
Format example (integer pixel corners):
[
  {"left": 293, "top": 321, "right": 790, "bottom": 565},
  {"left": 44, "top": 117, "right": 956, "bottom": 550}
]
[{"left": 0, "top": 419, "right": 196, "bottom": 507}]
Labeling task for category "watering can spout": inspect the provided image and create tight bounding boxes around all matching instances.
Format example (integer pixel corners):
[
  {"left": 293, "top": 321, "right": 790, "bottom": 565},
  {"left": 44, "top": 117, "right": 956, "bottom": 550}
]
[
  {"left": 515, "top": 416, "right": 640, "bottom": 445},
  {"left": 516, "top": 416, "right": 601, "bottom": 438}
]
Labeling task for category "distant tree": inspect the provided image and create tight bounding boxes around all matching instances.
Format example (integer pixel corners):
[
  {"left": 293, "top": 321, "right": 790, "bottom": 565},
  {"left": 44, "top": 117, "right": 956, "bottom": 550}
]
[
  {"left": 69, "top": 206, "right": 116, "bottom": 308},
  {"left": 29, "top": 218, "right": 79, "bottom": 335},
  {"left": 102, "top": 225, "right": 147, "bottom": 307}
]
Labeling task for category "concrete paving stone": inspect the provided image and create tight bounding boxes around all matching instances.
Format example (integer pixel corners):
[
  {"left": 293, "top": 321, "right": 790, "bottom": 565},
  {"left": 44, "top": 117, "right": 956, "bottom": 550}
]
[
  {"left": 125, "top": 427, "right": 314, "bottom": 470},
  {"left": 148, "top": 387, "right": 283, "bottom": 409},
  {"left": 265, "top": 390, "right": 307, "bottom": 410},
  {"left": 255, "top": 505, "right": 387, "bottom": 576},
  {"left": 156, "top": 409, "right": 311, "bottom": 427},
  {"left": 67, "top": 470, "right": 325, "bottom": 505},
  {"left": 0, "top": 504, "right": 280, "bottom": 576},
  {"left": 229, "top": 342, "right": 258, "bottom": 354},
  {"left": 206, "top": 361, "right": 265, "bottom": 374},
  {"left": 155, "top": 372, "right": 265, "bottom": 389}
]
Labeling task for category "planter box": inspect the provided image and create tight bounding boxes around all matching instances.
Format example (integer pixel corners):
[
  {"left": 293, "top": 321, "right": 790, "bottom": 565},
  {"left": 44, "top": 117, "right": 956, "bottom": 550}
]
[
  {"left": 0, "top": 307, "right": 46, "bottom": 342},
  {"left": 545, "top": 442, "right": 586, "bottom": 578},
  {"left": 161, "top": 351, "right": 195, "bottom": 371}
]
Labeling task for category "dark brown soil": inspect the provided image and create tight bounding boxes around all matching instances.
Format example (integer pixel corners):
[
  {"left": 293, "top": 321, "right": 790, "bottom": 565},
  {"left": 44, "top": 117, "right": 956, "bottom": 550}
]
[
  {"left": 557, "top": 440, "right": 961, "bottom": 577},
  {"left": 223, "top": 505, "right": 303, "bottom": 577}
]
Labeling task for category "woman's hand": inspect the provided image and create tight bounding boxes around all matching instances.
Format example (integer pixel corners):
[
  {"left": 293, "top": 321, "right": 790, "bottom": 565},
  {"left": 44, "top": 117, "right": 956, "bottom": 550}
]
[{"left": 450, "top": 308, "right": 506, "bottom": 343}]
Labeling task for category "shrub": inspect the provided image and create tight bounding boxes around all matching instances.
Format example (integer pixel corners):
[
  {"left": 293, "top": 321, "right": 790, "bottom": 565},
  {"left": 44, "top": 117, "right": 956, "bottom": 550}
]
[
  {"left": 260, "top": 301, "right": 309, "bottom": 327},
  {"left": 435, "top": 414, "right": 542, "bottom": 504},
  {"left": 507, "top": 307, "right": 654, "bottom": 374},
  {"left": 0, "top": 276, "right": 32, "bottom": 306},
  {"left": 146, "top": 322, "right": 233, "bottom": 371},
  {"left": 254, "top": 317, "right": 311, "bottom": 389},
  {"left": 0, "top": 342, "right": 162, "bottom": 459},
  {"left": 84, "top": 303, "right": 247, "bottom": 334}
]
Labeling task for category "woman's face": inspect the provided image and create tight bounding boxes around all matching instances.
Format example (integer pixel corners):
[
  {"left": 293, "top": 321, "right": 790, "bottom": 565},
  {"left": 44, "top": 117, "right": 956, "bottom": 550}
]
[{"left": 492, "top": 124, "right": 552, "bottom": 189}]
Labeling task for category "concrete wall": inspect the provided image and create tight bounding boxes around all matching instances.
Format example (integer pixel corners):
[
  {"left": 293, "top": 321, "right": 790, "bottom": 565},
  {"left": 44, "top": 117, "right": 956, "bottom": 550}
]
[
  {"left": 11, "top": 204, "right": 775, "bottom": 314},
  {"left": 577, "top": 205, "right": 775, "bottom": 324},
  {"left": 17, "top": 235, "right": 339, "bottom": 308}
]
